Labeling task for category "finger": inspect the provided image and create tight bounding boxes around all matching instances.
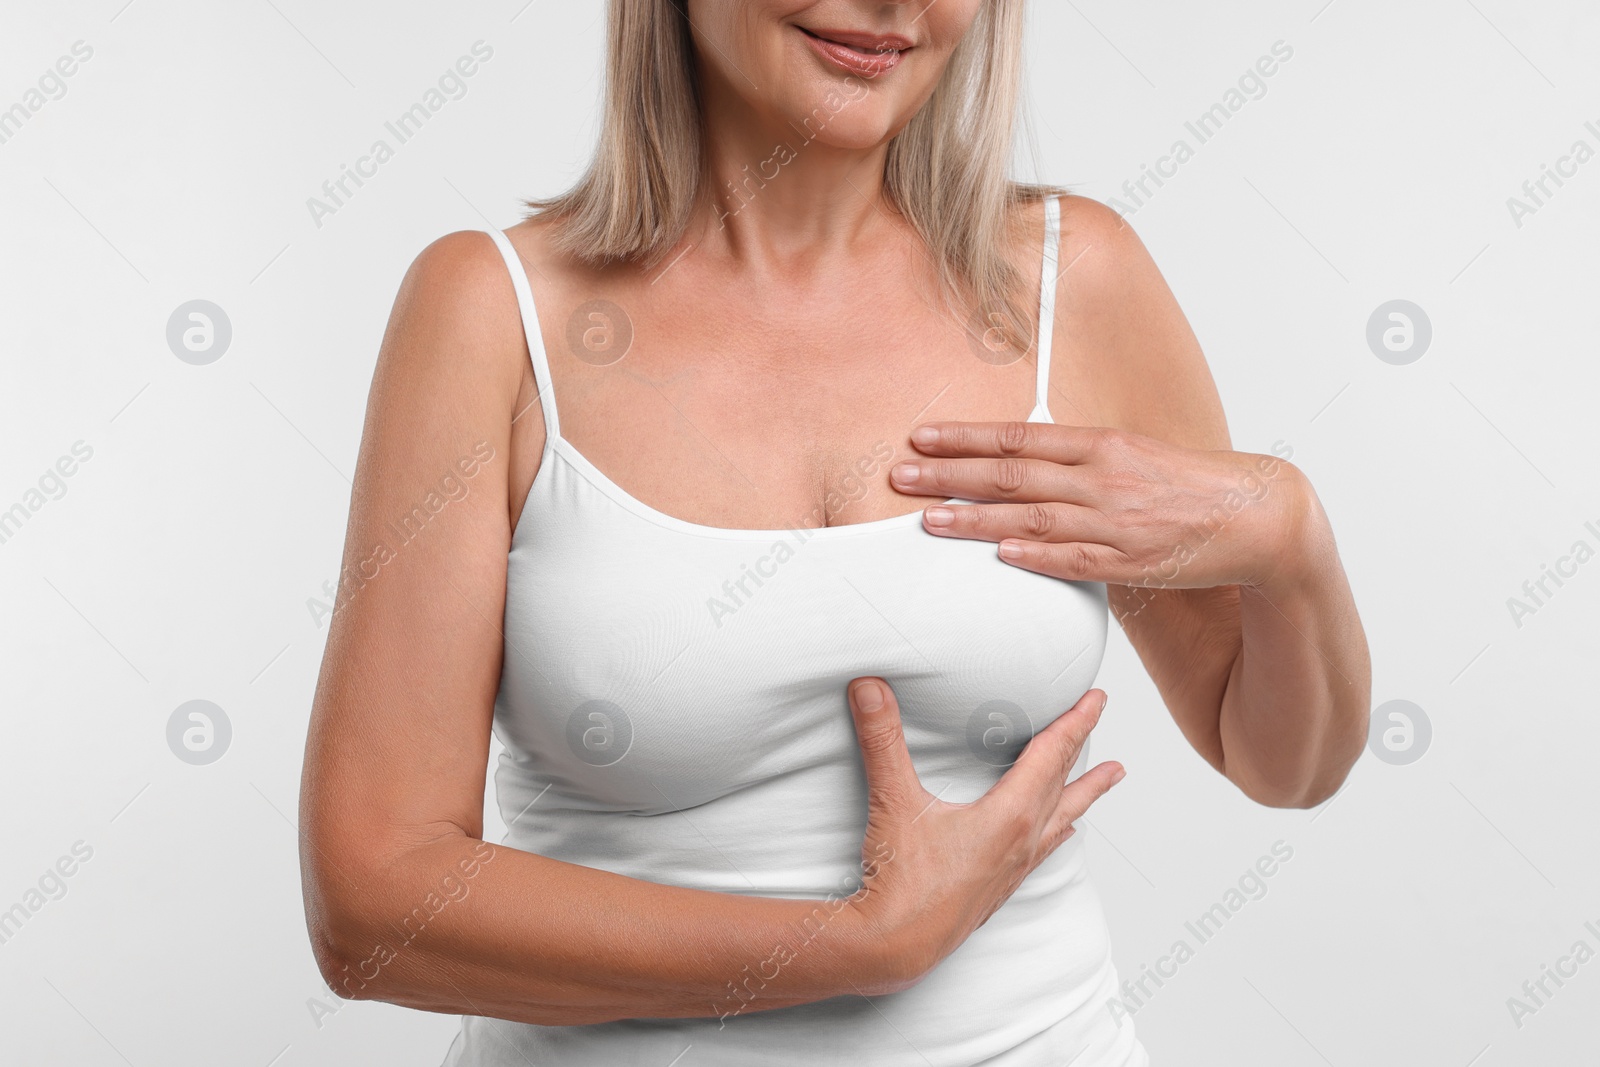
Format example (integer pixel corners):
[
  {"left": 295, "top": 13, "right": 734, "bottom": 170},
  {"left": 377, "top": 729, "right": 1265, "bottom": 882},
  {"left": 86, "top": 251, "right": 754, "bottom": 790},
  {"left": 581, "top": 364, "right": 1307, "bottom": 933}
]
[
  {"left": 847, "top": 677, "right": 924, "bottom": 816},
  {"left": 996, "top": 539, "right": 1135, "bottom": 584},
  {"left": 909, "top": 421, "right": 1104, "bottom": 466},
  {"left": 890, "top": 455, "right": 1082, "bottom": 505},
  {"left": 1001, "top": 689, "right": 1106, "bottom": 800},
  {"left": 921, "top": 500, "right": 1112, "bottom": 545},
  {"left": 1042, "top": 761, "right": 1126, "bottom": 849}
]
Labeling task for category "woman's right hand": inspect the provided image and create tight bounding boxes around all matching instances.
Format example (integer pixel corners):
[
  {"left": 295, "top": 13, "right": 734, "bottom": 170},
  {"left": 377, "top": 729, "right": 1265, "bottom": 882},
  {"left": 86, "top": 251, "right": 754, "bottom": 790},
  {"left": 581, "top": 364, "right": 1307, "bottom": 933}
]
[{"left": 843, "top": 677, "right": 1125, "bottom": 990}]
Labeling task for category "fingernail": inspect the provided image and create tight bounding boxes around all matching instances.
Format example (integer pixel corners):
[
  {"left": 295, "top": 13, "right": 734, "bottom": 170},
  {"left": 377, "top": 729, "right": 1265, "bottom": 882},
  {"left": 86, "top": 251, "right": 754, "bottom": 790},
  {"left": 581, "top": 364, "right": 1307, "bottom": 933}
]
[
  {"left": 852, "top": 679, "right": 884, "bottom": 712},
  {"left": 911, "top": 426, "right": 938, "bottom": 446},
  {"left": 998, "top": 541, "right": 1024, "bottom": 560},
  {"left": 1111, "top": 767, "right": 1127, "bottom": 785},
  {"left": 924, "top": 505, "right": 954, "bottom": 527},
  {"left": 892, "top": 462, "right": 919, "bottom": 483}
]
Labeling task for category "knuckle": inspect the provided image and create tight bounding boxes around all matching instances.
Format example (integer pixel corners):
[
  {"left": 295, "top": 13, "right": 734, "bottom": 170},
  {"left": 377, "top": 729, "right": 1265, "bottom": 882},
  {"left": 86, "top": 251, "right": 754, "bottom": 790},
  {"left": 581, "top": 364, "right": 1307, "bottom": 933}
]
[
  {"left": 857, "top": 721, "right": 905, "bottom": 759},
  {"left": 1088, "top": 426, "right": 1123, "bottom": 454},
  {"left": 1098, "top": 467, "right": 1145, "bottom": 497},
  {"left": 1065, "top": 772, "right": 1112, "bottom": 810},
  {"left": 865, "top": 781, "right": 901, "bottom": 813},
  {"left": 1064, "top": 710, "right": 1097, "bottom": 748},
  {"left": 994, "top": 458, "right": 1029, "bottom": 495},
  {"left": 1121, "top": 501, "right": 1160, "bottom": 530},
  {"left": 1014, "top": 810, "right": 1046, "bottom": 853},
  {"left": 1056, "top": 790, "right": 1092, "bottom": 825},
  {"left": 1055, "top": 737, "right": 1086, "bottom": 775},
  {"left": 995, "top": 796, "right": 1039, "bottom": 845},
  {"left": 996, "top": 421, "right": 1032, "bottom": 456},
  {"left": 1021, "top": 503, "right": 1055, "bottom": 538},
  {"left": 1054, "top": 543, "right": 1095, "bottom": 577}
]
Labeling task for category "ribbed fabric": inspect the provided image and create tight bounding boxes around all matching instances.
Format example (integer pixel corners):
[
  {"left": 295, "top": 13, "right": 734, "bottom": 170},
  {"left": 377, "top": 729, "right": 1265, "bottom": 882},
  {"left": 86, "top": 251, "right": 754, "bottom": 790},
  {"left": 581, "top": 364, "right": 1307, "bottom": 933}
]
[{"left": 444, "top": 197, "right": 1148, "bottom": 1066}]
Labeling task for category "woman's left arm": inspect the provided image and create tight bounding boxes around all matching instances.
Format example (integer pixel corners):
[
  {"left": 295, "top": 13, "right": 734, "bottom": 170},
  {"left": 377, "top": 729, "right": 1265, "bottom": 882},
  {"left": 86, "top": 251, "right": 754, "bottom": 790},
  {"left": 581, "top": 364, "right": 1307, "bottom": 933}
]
[{"left": 896, "top": 196, "right": 1370, "bottom": 809}]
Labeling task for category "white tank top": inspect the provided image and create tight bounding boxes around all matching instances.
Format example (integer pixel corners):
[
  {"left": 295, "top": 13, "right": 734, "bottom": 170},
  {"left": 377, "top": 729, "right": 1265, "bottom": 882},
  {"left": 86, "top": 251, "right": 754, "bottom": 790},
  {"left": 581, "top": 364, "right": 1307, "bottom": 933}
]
[{"left": 444, "top": 197, "right": 1148, "bottom": 1066}]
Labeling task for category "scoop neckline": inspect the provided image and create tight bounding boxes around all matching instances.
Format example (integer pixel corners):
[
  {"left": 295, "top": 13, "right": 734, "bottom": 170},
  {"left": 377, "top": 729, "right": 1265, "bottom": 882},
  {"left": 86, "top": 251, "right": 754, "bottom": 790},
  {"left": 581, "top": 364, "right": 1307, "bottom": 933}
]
[{"left": 536, "top": 401, "right": 1055, "bottom": 542}]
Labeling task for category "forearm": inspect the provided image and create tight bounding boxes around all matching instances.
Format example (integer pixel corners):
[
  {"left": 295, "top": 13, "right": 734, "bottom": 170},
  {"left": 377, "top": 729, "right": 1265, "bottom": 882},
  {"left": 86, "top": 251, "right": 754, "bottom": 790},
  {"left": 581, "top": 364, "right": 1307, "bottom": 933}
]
[
  {"left": 1217, "top": 475, "right": 1370, "bottom": 807},
  {"left": 306, "top": 833, "right": 898, "bottom": 1026}
]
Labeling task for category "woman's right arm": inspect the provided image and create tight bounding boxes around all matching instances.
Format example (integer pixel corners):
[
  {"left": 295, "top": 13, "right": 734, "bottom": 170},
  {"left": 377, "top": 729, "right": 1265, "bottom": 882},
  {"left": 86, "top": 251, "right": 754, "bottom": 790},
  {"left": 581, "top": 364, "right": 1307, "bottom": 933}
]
[{"left": 297, "top": 232, "right": 1123, "bottom": 1026}]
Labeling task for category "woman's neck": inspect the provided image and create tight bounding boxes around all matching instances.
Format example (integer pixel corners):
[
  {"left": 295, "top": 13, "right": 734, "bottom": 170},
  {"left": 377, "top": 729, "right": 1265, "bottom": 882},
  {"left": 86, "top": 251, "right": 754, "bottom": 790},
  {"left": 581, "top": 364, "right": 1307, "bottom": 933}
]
[{"left": 693, "top": 83, "right": 904, "bottom": 263}]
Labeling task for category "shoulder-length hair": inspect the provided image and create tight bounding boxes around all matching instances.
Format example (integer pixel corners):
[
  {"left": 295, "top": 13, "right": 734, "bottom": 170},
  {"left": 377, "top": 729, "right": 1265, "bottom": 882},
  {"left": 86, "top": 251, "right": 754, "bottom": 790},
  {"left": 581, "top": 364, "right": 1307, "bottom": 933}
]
[{"left": 527, "top": 0, "right": 1062, "bottom": 350}]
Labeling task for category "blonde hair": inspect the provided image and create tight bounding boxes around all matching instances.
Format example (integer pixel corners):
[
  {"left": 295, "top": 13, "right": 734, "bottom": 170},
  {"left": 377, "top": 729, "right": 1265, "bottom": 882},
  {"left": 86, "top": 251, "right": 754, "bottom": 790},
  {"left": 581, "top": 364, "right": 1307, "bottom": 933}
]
[{"left": 527, "top": 0, "right": 1062, "bottom": 350}]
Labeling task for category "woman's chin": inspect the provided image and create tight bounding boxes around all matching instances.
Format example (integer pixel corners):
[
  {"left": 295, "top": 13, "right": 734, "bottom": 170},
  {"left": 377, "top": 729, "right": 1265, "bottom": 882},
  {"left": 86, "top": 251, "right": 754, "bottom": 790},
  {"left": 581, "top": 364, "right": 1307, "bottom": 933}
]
[{"left": 781, "top": 110, "right": 900, "bottom": 153}]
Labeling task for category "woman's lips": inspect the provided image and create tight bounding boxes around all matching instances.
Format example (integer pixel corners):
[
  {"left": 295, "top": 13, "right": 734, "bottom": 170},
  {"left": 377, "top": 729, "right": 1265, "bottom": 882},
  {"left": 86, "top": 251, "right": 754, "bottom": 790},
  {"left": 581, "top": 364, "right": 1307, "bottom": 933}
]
[{"left": 798, "top": 26, "right": 911, "bottom": 77}]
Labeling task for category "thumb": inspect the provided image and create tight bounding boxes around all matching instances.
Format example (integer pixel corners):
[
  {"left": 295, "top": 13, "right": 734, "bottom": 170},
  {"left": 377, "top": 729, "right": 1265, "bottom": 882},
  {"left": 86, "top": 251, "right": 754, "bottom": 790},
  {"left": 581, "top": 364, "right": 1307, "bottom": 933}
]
[{"left": 847, "top": 677, "right": 922, "bottom": 815}]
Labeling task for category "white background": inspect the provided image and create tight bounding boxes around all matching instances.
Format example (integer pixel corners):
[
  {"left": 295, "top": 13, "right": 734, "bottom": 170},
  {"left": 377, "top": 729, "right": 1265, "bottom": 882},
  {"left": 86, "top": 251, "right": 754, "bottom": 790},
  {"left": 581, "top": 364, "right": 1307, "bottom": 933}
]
[{"left": 2, "top": 1, "right": 1597, "bottom": 1064}]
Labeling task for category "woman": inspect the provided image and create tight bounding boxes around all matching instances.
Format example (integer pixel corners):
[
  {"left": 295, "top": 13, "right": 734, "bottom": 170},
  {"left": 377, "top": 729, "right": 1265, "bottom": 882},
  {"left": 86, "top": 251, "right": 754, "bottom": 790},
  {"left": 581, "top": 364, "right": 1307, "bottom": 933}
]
[{"left": 298, "top": 2, "right": 1370, "bottom": 1064}]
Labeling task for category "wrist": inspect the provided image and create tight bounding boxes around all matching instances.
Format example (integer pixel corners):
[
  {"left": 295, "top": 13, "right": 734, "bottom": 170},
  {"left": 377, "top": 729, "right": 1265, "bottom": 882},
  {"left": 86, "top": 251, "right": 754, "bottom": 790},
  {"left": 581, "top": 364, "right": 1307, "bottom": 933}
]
[{"left": 833, "top": 889, "right": 933, "bottom": 995}]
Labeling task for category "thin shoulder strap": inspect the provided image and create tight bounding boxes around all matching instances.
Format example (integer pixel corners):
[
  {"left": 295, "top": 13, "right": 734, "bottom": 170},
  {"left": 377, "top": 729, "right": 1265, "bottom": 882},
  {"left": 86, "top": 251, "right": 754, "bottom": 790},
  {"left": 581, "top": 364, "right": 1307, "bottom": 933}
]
[
  {"left": 1034, "top": 196, "right": 1062, "bottom": 419},
  {"left": 484, "top": 228, "right": 560, "bottom": 440}
]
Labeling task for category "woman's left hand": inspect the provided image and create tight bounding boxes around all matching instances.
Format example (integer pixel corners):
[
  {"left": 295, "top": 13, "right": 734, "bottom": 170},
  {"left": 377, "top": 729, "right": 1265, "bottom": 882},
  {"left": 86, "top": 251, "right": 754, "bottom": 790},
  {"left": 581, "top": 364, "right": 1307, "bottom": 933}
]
[{"left": 892, "top": 422, "right": 1313, "bottom": 592}]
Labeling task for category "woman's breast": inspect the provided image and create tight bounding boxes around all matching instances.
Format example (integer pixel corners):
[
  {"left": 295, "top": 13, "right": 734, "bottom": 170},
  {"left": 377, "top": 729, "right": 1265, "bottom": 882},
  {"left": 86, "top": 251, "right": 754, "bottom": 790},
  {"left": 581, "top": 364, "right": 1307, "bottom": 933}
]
[{"left": 493, "top": 462, "right": 1108, "bottom": 892}]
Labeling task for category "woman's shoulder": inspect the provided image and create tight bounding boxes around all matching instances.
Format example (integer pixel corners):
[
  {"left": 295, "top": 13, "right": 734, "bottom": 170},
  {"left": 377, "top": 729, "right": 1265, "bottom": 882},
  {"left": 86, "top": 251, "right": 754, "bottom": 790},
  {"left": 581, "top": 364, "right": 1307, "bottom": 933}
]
[
  {"left": 1049, "top": 193, "right": 1171, "bottom": 335},
  {"left": 372, "top": 227, "right": 534, "bottom": 409},
  {"left": 1043, "top": 194, "right": 1229, "bottom": 446},
  {"left": 399, "top": 211, "right": 589, "bottom": 345},
  {"left": 1052, "top": 193, "right": 1146, "bottom": 268},
  {"left": 403, "top": 226, "right": 524, "bottom": 310},
  {"left": 1005, "top": 192, "right": 1142, "bottom": 295},
  {"left": 403, "top": 212, "right": 571, "bottom": 301}
]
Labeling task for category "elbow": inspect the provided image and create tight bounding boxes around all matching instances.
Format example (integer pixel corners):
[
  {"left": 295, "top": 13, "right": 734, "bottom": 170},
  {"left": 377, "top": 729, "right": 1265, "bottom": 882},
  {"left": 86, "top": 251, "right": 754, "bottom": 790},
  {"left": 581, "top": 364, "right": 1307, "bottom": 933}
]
[
  {"left": 309, "top": 932, "right": 357, "bottom": 1002},
  {"left": 1227, "top": 737, "right": 1363, "bottom": 810},
  {"left": 1222, "top": 703, "right": 1368, "bottom": 809},
  {"left": 306, "top": 903, "right": 386, "bottom": 1003},
  {"left": 1235, "top": 773, "right": 1344, "bottom": 810},
  {"left": 302, "top": 854, "right": 399, "bottom": 1003}
]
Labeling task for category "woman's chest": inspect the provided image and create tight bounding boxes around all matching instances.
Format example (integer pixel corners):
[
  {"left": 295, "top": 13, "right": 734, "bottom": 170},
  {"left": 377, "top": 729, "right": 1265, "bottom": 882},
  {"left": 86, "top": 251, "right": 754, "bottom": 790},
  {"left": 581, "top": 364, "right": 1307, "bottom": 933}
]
[
  {"left": 507, "top": 294, "right": 1045, "bottom": 533},
  {"left": 495, "top": 471, "right": 1109, "bottom": 812}
]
